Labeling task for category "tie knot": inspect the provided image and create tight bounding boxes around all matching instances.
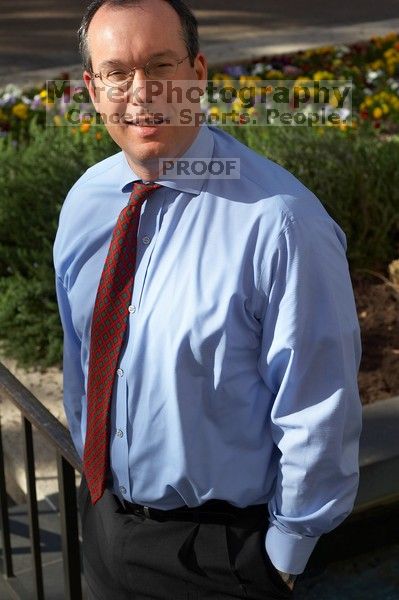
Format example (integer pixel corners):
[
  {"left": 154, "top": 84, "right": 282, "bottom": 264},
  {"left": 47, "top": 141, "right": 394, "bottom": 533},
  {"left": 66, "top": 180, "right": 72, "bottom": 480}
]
[{"left": 129, "top": 181, "right": 162, "bottom": 206}]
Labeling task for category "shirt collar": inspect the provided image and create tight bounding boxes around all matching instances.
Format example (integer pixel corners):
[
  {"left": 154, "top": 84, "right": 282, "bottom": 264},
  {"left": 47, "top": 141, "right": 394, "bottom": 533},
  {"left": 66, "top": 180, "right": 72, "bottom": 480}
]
[{"left": 120, "top": 124, "right": 214, "bottom": 195}]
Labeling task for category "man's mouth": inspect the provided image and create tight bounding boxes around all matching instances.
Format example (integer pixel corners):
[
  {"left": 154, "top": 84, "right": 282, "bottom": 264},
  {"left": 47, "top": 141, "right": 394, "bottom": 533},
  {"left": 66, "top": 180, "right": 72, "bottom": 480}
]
[{"left": 123, "top": 115, "right": 168, "bottom": 126}]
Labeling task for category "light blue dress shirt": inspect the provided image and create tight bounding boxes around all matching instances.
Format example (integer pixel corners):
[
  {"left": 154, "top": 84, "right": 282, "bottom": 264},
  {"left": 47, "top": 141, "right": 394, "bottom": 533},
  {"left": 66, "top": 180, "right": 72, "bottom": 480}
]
[{"left": 53, "top": 124, "right": 362, "bottom": 575}]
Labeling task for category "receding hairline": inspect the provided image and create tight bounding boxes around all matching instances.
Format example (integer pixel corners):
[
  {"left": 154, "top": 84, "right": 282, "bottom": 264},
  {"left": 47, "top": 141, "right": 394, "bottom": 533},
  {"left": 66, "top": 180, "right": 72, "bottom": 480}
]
[{"left": 83, "top": 0, "right": 191, "bottom": 70}]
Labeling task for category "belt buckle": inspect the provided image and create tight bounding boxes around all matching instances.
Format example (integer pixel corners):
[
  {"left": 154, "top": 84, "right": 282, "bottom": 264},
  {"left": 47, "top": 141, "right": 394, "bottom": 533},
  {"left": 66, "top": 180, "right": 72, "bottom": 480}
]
[{"left": 143, "top": 506, "right": 151, "bottom": 518}]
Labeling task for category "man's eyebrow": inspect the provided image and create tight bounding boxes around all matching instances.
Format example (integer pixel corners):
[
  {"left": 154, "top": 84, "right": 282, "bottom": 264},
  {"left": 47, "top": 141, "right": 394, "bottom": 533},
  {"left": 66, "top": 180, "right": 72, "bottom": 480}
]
[
  {"left": 97, "top": 51, "right": 179, "bottom": 70},
  {"left": 98, "top": 60, "right": 126, "bottom": 70},
  {"left": 148, "top": 50, "right": 179, "bottom": 59}
]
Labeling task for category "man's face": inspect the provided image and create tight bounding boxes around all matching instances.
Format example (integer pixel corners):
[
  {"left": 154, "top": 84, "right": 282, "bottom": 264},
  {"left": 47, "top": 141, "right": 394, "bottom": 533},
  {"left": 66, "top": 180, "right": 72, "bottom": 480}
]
[{"left": 83, "top": 0, "right": 207, "bottom": 174}]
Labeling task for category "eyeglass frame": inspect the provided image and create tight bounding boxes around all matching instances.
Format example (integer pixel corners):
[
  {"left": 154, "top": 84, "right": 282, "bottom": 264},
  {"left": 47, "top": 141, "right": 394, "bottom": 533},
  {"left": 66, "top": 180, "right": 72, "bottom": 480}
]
[{"left": 90, "top": 55, "right": 191, "bottom": 87}]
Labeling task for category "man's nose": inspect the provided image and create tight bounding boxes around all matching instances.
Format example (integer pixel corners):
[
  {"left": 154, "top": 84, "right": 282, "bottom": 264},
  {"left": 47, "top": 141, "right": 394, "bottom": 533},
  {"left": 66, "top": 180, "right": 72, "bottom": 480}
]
[{"left": 128, "top": 68, "right": 152, "bottom": 105}]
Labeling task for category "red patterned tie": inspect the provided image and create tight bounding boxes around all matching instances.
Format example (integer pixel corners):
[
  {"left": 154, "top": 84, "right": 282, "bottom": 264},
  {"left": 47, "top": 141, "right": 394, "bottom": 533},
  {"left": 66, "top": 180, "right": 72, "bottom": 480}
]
[{"left": 83, "top": 181, "right": 161, "bottom": 504}]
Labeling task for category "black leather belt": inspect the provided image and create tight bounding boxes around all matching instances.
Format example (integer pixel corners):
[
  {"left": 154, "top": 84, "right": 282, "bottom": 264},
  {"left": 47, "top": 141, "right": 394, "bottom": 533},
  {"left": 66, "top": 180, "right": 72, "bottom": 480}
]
[{"left": 119, "top": 498, "right": 267, "bottom": 525}]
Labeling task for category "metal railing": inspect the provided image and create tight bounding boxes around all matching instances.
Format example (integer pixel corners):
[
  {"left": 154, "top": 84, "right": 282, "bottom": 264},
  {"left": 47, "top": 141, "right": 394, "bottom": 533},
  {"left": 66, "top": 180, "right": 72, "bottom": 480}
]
[{"left": 0, "top": 361, "right": 83, "bottom": 600}]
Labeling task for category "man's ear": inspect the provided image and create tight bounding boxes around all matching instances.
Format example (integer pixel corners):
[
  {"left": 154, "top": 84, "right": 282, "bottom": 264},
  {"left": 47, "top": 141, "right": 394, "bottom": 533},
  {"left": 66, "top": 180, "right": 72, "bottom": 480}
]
[
  {"left": 193, "top": 53, "right": 208, "bottom": 98},
  {"left": 83, "top": 70, "right": 99, "bottom": 108},
  {"left": 194, "top": 53, "right": 208, "bottom": 83}
]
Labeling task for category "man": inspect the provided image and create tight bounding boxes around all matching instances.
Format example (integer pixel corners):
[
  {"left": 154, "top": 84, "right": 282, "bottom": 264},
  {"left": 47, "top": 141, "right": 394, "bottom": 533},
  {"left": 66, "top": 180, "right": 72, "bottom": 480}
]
[{"left": 53, "top": 1, "right": 363, "bottom": 598}]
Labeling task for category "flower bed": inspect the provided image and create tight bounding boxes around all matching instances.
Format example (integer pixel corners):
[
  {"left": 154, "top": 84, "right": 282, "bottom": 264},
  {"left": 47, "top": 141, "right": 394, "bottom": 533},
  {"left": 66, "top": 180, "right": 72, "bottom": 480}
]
[
  {"left": 209, "top": 31, "right": 399, "bottom": 132},
  {"left": 0, "top": 32, "right": 398, "bottom": 140}
]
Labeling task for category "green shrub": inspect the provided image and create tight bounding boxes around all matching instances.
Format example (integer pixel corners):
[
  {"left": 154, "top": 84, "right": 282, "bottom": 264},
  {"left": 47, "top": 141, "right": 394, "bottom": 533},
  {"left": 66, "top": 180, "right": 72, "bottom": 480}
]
[
  {"left": 0, "top": 123, "right": 118, "bottom": 366},
  {"left": 0, "top": 123, "right": 398, "bottom": 367},
  {"left": 223, "top": 125, "right": 399, "bottom": 270}
]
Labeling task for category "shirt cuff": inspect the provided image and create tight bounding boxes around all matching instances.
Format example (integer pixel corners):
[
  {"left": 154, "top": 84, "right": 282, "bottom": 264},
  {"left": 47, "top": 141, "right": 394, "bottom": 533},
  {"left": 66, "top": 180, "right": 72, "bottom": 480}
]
[{"left": 265, "top": 523, "right": 320, "bottom": 574}]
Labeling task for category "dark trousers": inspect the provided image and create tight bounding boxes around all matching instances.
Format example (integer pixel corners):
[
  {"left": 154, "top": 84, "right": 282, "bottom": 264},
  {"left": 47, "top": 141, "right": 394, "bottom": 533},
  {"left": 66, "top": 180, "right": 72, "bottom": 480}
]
[{"left": 78, "top": 475, "right": 293, "bottom": 600}]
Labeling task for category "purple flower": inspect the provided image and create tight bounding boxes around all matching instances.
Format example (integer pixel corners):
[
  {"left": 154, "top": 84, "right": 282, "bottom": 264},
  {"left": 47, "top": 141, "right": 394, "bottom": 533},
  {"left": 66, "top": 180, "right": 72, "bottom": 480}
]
[
  {"left": 0, "top": 95, "right": 16, "bottom": 107},
  {"left": 223, "top": 65, "right": 247, "bottom": 77},
  {"left": 31, "top": 96, "right": 43, "bottom": 110},
  {"left": 283, "top": 65, "right": 302, "bottom": 77}
]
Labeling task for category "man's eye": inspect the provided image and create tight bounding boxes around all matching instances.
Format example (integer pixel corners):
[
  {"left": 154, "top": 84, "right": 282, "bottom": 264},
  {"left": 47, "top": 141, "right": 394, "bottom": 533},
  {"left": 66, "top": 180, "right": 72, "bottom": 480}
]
[
  {"left": 148, "top": 62, "right": 176, "bottom": 77},
  {"left": 107, "top": 71, "right": 129, "bottom": 81}
]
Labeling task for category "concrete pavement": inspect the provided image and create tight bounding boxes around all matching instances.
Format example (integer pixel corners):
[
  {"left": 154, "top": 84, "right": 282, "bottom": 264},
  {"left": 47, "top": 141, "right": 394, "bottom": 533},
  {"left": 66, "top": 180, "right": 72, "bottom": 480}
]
[{"left": 1, "top": 0, "right": 399, "bottom": 86}]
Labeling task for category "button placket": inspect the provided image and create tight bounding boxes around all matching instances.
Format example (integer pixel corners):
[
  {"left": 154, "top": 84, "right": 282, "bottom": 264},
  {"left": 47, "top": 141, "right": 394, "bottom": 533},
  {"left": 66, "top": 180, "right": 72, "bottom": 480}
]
[
  {"left": 118, "top": 188, "right": 166, "bottom": 504},
  {"left": 109, "top": 370, "right": 131, "bottom": 502}
]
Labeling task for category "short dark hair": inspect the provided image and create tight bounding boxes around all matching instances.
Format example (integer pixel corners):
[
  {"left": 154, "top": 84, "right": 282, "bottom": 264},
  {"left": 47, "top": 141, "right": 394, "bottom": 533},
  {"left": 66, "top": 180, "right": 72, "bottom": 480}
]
[{"left": 78, "top": 0, "right": 199, "bottom": 71}]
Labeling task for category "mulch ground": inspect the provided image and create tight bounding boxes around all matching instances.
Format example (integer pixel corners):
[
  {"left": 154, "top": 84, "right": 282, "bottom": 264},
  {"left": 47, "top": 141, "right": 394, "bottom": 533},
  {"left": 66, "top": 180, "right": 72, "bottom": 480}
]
[{"left": 354, "top": 273, "right": 399, "bottom": 405}]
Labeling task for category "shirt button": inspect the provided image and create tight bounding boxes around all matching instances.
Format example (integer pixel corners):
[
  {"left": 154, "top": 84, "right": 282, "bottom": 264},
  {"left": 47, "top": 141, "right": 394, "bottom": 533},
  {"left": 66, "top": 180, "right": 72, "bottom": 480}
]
[
  {"left": 120, "top": 486, "right": 127, "bottom": 495},
  {"left": 116, "top": 429, "right": 124, "bottom": 438},
  {"left": 128, "top": 305, "right": 136, "bottom": 314},
  {"left": 116, "top": 368, "right": 124, "bottom": 377},
  {"left": 142, "top": 235, "right": 151, "bottom": 245}
]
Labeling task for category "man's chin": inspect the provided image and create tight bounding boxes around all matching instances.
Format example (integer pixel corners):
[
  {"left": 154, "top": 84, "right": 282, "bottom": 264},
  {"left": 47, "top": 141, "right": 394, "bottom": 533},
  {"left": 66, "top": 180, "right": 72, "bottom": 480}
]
[{"left": 122, "top": 138, "right": 171, "bottom": 175}]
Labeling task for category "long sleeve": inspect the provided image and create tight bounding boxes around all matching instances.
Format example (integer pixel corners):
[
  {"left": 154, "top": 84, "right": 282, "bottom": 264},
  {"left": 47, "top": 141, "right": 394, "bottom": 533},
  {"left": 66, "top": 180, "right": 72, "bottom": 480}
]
[
  {"left": 258, "top": 210, "right": 362, "bottom": 574},
  {"left": 55, "top": 275, "right": 86, "bottom": 460}
]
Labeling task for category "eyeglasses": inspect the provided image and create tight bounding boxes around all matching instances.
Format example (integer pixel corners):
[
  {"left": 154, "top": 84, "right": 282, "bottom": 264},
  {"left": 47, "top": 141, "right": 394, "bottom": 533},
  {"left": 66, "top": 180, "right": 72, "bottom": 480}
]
[{"left": 91, "top": 55, "right": 190, "bottom": 89}]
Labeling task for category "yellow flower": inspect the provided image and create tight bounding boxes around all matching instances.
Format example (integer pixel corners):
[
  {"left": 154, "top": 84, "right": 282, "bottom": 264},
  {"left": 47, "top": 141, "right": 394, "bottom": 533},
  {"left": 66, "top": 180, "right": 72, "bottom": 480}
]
[
  {"left": 80, "top": 123, "right": 91, "bottom": 133},
  {"left": 294, "top": 77, "right": 314, "bottom": 99},
  {"left": 12, "top": 102, "right": 29, "bottom": 120},
  {"left": 372, "top": 107, "right": 383, "bottom": 120},
  {"left": 315, "top": 45, "right": 334, "bottom": 54},
  {"left": 295, "top": 76, "right": 312, "bottom": 85},
  {"left": 39, "top": 89, "right": 54, "bottom": 106},
  {"left": 329, "top": 95, "right": 339, "bottom": 108},
  {"left": 208, "top": 107, "right": 221, "bottom": 119},
  {"left": 383, "top": 32, "right": 398, "bottom": 43},
  {"left": 95, "top": 132, "right": 103, "bottom": 141},
  {"left": 265, "top": 69, "right": 284, "bottom": 80},
  {"left": 53, "top": 115, "right": 62, "bottom": 126},
  {"left": 313, "top": 70, "right": 334, "bottom": 81},
  {"left": 239, "top": 75, "right": 262, "bottom": 86},
  {"left": 231, "top": 98, "right": 244, "bottom": 112},
  {"left": 369, "top": 60, "right": 384, "bottom": 71},
  {"left": 213, "top": 73, "right": 228, "bottom": 84},
  {"left": 211, "top": 74, "right": 235, "bottom": 87}
]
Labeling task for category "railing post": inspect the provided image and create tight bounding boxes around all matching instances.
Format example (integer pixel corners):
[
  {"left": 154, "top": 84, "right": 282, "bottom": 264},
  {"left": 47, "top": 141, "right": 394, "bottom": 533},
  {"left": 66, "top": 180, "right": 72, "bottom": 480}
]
[
  {"left": 0, "top": 414, "right": 14, "bottom": 578},
  {"left": 57, "top": 453, "right": 82, "bottom": 600},
  {"left": 0, "top": 362, "right": 83, "bottom": 598},
  {"left": 22, "top": 417, "right": 44, "bottom": 600}
]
